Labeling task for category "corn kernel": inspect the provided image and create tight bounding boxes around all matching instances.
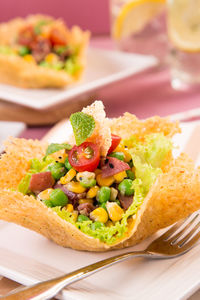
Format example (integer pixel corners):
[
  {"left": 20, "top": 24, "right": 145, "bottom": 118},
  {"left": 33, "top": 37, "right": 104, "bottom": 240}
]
[
  {"left": 110, "top": 187, "right": 118, "bottom": 201},
  {"left": 65, "top": 203, "right": 74, "bottom": 212},
  {"left": 37, "top": 188, "right": 53, "bottom": 201},
  {"left": 114, "top": 171, "right": 127, "bottom": 183},
  {"left": 90, "top": 207, "right": 108, "bottom": 223},
  {"left": 60, "top": 169, "right": 76, "bottom": 184},
  {"left": 123, "top": 150, "right": 132, "bottom": 162},
  {"left": 65, "top": 182, "right": 86, "bottom": 193},
  {"left": 23, "top": 54, "right": 35, "bottom": 63},
  {"left": 40, "top": 28, "right": 49, "bottom": 39},
  {"left": 96, "top": 173, "right": 114, "bottom": 187},
  {"left": 87, "top": 186, "right": 99, "bottom": 198},
  {"left": 106, "top": 202, "right": 124, "bottom": 222},
  {"left": 45, "top": 53, "right": 58, "bottom": 64},
  {"left": 50, "top": 149, "right": 67, "bottom": 163},
  {"left": 41, "top": 32, "right": 49, "bottom": 39},
  {"left": 79, "top": 199, "right": 93, "bottom": 205},
  {"left": 94, "top": 169, "right": 102, "bottom": 176}
]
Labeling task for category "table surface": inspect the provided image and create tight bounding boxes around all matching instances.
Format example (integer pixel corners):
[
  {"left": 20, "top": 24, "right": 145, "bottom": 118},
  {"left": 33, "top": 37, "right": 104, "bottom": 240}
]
[{"left": 1, "top": 35, "right": 200, "bottom": 299}]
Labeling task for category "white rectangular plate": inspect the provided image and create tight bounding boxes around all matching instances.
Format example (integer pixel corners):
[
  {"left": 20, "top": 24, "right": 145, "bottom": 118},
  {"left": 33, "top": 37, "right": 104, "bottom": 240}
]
[
  {"left": 0, "top": 121, "right": 200, "bottom": 300},
  {"left": 0, "top": 48, "right": 157, "bottom": 110}
]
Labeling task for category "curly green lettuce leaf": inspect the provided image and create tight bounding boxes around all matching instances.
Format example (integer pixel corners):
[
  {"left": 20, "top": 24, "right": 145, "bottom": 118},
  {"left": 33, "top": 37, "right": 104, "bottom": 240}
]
[
  {"left": 18, "top": 173, "right": 32, "bottom": 195},
  {"left": 127, "top": 133, "right": 172, "bottom": 168}
]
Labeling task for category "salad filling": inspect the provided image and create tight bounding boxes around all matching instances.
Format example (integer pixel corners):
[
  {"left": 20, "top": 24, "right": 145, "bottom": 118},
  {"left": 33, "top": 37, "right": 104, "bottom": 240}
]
[
  {"left": 18, "top": 111, "right": 172, "bottom": 245},
  {"left": 0, "top": 18, "right": 81, "bottom": 75}
]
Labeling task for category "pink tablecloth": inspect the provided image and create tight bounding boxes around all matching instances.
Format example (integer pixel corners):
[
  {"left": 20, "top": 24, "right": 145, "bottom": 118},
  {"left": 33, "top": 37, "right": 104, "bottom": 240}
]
[{"left": 20, "top": 36, "right": 200, "bottom": 140}]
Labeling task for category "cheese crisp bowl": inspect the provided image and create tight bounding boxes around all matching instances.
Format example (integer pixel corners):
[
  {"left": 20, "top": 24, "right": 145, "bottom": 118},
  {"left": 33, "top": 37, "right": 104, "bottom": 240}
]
[
  {"left": 0, "top": 101, "right": 200, "bottom": 251},
  {"left": 0, "top": 14, "right": 90, "bottom": 88}
]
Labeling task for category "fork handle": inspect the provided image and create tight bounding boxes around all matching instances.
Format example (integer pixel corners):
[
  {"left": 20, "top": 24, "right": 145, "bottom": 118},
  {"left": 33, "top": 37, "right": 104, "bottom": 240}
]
[{"left": 3, "top": 250, "right": 152, "bottom": 300}]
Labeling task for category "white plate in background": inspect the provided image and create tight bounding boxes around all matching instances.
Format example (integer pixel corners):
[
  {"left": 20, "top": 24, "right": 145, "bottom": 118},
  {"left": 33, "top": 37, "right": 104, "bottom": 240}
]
[
  {"left": 0, "top": 121, "right": 25, "bottom": 152},
  {"left": 0, "top": 48, "right": 157, "bottom": 110},
  {"left": 0, "top": 121, "right": 200, "bottom": 300}
]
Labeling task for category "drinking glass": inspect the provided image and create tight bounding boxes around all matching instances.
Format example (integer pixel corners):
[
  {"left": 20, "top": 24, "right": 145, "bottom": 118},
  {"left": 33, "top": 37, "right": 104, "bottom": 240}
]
[
  {"left": 167, "top": 0, "right": 200, "bottom": 89},
  {"left": 110, "top": 0, "right": 168, "bottom": 62}
]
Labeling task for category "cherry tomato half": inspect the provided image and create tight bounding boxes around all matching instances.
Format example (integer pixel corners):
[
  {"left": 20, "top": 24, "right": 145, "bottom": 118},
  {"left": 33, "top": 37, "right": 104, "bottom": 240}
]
[
  {"left": 68, "top": 142, "right": 100, "bottom": 172},
  {"left": 49, "top": 28, "right": 67, "bottom": 46},
  {"left": 107, "top": 134, "right": 121, "bottom": 155}
]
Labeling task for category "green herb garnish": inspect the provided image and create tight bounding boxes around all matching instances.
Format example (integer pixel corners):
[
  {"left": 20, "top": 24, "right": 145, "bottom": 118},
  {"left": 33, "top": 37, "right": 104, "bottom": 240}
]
[
  {"left": 46, "top": 143, "right": 72, "bottom": 156},
  {"left": 70, "top": 112, "right": 95, "bottom": 146}
]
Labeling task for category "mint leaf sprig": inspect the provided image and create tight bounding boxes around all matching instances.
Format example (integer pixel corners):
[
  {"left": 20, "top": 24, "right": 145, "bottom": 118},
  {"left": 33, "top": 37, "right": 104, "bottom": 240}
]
[{"left": 70, "top": 112, "right": 95, "bottom": 146}]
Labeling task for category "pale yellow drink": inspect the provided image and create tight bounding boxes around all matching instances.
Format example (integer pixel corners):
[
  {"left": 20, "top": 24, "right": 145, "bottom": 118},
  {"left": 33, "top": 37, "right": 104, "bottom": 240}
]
[{"left": 168, "top": 0, "right": 200, "bottom": 89}]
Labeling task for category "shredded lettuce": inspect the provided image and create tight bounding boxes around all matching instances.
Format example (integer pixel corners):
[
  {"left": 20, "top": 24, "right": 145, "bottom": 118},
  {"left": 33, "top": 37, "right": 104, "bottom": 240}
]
[
  {"left": 18, "top": 173, "right": 32, "bottom": 195},
  {"left": 30, "top": 156, "right": 54, "bottom": 172},
  {"left": 52, "top": 133, "right": 173, "bottom": 244}
]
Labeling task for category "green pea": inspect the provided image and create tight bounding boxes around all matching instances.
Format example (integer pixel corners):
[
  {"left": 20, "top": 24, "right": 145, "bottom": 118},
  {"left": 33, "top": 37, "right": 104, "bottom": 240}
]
[
  {"left": 126, "top": 170, "right": 135, "bottom": 180},
  {"left": 98, "top": 187, "right": 111, "bottom": 204},
  {"left": 80, "top": 178, "right": 96, "bottom": 188},
  {"left": 109, "top": 152, "right": 125, "bottom": 161},
  {"left": 18, "top": 46, "right": 30, "bottom": 56},
  {"left": 49, "top": 189, "right": 68, "bottom": 206},
  {"left": 91, "top": 221, "right": 104, "bottom": 231},
  {"left": 47, "top": 162, "right": 66, "bottom": 180},
  {"left": 118, "top": 179, "right": 134, "bottom": 196},
  {"left": 64, "top": 157, "right": 72, "bottom": 170},
  {"left": 77, "top": 215, "right": 90, "bottom": 222},
  {"left": 43, "top": 200, "right": 53, "bottom": 207}
]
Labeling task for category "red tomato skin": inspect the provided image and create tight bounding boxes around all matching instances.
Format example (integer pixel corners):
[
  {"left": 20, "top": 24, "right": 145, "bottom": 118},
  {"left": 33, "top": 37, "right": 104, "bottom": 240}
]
[
  {"left": 49, "top": 28, "right": 67, "bottom": 46},
  {"left": 68, "top": 142, "right": 100, "bottom": 172},
  {"left": 107, "top": 134, "right": 121, "bottom": 155}
]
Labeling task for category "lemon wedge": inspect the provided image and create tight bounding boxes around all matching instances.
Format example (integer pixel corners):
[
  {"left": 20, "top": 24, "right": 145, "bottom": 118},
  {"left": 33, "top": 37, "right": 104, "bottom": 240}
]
[
  {"left": 113, "top": 0, "right": 166, "bottom": 40},
  {"left": 168, "top": 0, "right": 200, "bottom": 52}
]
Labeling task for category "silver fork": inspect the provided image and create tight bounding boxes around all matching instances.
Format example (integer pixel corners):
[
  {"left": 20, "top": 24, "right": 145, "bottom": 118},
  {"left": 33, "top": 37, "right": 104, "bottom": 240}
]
[{"left": 2, "top": 212, "right": 200, "bottom": 300}]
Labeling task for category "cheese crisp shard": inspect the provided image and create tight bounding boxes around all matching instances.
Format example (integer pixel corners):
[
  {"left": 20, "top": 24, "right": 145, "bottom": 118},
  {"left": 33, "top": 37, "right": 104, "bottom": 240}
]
[{"left": 70, "top": 100, "right": 112, "bottom": 156}]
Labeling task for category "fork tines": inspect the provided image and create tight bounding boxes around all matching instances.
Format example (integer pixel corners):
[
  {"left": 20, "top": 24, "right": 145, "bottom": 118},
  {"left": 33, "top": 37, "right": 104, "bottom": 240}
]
[{"left": 161, "top": 212, "right": 200, "bottom": 247}]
